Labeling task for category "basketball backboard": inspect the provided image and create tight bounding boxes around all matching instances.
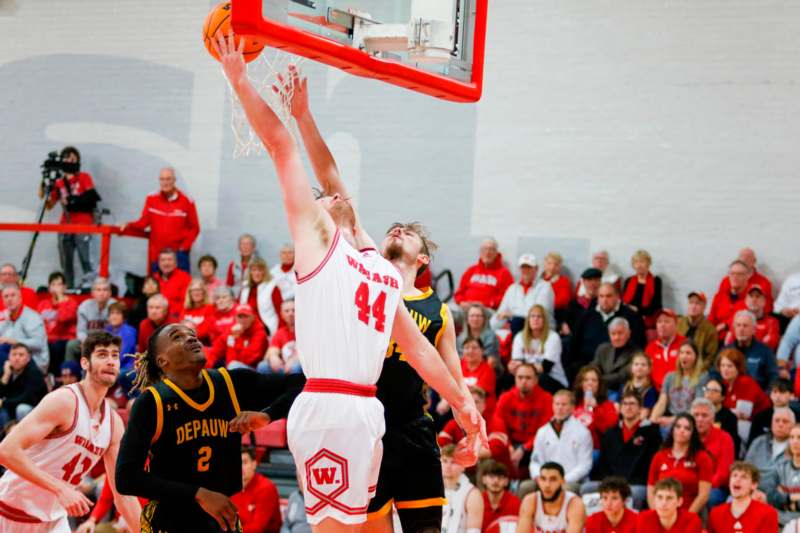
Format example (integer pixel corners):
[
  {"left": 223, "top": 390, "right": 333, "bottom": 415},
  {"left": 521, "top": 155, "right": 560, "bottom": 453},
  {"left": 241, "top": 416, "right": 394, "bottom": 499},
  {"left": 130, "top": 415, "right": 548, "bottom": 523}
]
[{"left": 231, "top": 0, "right": 487, "bottom": 102}]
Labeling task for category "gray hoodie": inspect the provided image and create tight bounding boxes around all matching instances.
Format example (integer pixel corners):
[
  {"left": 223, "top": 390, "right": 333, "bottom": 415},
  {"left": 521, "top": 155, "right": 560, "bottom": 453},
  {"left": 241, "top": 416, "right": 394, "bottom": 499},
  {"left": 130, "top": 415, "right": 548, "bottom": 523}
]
[
  {"left": 0, "top": 307, "right": 49, "bottom": 371},
  {"left": 76, "top": 297, "right": 116, "bottom": 341}
]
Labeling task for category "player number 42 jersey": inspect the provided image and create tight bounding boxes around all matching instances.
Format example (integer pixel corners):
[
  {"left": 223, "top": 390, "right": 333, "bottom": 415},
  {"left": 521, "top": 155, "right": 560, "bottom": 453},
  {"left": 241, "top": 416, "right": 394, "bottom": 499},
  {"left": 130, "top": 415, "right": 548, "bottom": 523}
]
[{"left": 294, "top": 229, "right": 403, "bottom": 384}]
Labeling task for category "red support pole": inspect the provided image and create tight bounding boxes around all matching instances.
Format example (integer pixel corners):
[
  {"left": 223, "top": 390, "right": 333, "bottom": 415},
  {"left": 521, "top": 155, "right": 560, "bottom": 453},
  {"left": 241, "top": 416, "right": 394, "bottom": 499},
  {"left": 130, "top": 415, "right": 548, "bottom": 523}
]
[{"left": 99, "top": 231, "right": 111, "bottom": 278}]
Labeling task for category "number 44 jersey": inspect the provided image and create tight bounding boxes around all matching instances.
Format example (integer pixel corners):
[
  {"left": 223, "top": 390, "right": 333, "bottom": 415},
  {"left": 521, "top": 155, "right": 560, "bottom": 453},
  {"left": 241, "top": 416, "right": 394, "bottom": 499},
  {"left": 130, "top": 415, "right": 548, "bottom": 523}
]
[
  {"left": 0, "top": 383, "right": 114, "bottom": 523},
  {"left": 294, "top": 228, "right": 403, "bottom": 383}
]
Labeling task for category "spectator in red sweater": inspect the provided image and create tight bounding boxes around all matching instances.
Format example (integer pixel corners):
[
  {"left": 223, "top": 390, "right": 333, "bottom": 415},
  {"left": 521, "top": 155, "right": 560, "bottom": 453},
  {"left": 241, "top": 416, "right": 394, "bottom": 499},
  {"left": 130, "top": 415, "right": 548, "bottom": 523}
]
[
  {"left": 461, "top": 336, "right": 497, "bottom": 417},
  {"left": 716, "top": 247, "right": 774, "bottom": 314},
  {"left": 690, "top": 398, "right": 734, "bottom": 508},
  {"left": 541, "top": 252, "right": 572, "bottom": 313},
  {"left": 231, "top": 447, "right": 282, "bottom": 533},
  {"left": 121, "top": 167, "right": 200, "bottom": 273},
  {"left": 180, "top": 278, "right": 213, "bottom": 344},
  {"left": 724, "top": 283, "right": 780, "bottom": 351},
  {"left": 153, "top": 249, "right": 192, "bottom": 321},
  {"left": 622, "top": 249, "right": 663, "bottom": 332},
  {"left": 585, "top": 477, "right": 638, "bottom": 533},
  {"left": 717, "top": 348, "right": 771, "bottom": 422},
  {"left": 573, "top": 365, "right": 618, "bottom": 449},
  {"left": 258, "top": 299, "right": 300, "bottom": 374},
  {"left": 226, "top": 233, "right": 260, "bottom": 293},
  {"left": 479, "top": 460, "right": 520, "bottom": 532},
  {"left": 709, "top": 259, "right": 753, "bottom": 340},
  {"left": 491, "top": 363, "right": 552, "bottom": 475},
  {"left": 454, "top": 238, "right": 514, "bottom": 310},
  {"left": 0, "top": 263, "right": 37, "bottom": 311},
  {"left": 137, "top": 294, "right": 172, "bottom": 352},
  {"left": 210, "top": 304, "right": 269, "bottom": 369},
  {"left": 37, "top": 272, "right": 77, "bottom": 373},
  {"left": 208, "top": 286, "right": 237, "bottom": 345},
  {"left": 645, "top": 309, "right": 686, "bottom": 390},
  {"left": 198, "top": 254, "right": 224, "bottom": 302}
]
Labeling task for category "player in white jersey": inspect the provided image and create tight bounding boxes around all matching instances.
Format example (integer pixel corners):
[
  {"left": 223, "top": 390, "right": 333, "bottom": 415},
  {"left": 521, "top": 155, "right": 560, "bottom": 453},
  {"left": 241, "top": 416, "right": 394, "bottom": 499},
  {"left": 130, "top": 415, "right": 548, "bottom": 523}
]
[
  {"left": 517, "top": 462, "right": 585, "bottom": 533},
  {"left": 215, "top": 33, "right": 484, "bottom": 530},
  {"left": 0, "top": 332, "right": 141, "bottom": 533},
  {"left": 440, "top": 445, "right": 483, "bottom": 533}
]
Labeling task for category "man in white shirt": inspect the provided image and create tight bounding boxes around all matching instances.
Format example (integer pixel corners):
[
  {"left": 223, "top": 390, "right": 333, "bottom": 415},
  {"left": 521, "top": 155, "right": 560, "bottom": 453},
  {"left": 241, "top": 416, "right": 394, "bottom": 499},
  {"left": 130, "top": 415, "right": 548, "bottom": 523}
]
[
  {"left": 776, "top": 272, "right": 800, "bottom": 320},
  {"left": 490, "top": 254, "right": 555, "bottom": 333}
]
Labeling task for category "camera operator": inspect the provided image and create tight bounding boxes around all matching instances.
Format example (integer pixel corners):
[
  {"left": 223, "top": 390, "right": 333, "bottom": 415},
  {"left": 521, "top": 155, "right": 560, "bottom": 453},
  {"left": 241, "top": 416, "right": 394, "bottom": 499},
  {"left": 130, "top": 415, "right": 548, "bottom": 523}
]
[{"left": 39, "top": 146, "right": 101, "bottom": 289}]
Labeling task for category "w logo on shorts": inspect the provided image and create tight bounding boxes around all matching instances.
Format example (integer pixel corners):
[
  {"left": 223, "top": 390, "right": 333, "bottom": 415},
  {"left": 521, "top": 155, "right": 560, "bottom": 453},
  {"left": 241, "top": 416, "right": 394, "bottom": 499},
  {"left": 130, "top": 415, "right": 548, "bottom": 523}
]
[{"left": 304, "top": 449, "right": 352, "bottom": 514}]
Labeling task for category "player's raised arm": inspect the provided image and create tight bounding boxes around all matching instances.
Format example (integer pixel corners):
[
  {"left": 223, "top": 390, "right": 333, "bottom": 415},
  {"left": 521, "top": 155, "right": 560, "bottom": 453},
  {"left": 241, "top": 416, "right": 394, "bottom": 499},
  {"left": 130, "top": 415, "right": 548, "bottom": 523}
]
[
  {"left": 102, "top": 409, "right": 142, "bottom": 533},
  {"left": 214, "top": 32, "right": 334, "bottom": 263},
  {"left": 0, "top": 390, "right": 93, "bottom": 516},
  {"left": 391, "top": 304, "right": 487, "bottom": 443}
]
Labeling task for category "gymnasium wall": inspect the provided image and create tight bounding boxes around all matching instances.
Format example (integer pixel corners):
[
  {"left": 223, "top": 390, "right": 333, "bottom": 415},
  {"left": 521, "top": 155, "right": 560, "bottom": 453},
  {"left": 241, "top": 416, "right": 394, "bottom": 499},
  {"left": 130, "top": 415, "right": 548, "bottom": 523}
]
[{"left": 0, "top": 0, "right": 798, "bottom": 310}]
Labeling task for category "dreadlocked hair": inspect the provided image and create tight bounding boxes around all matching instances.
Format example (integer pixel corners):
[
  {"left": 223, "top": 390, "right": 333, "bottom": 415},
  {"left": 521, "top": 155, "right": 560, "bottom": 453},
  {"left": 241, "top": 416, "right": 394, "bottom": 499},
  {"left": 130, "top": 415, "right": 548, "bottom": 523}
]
[{"left": 130, "top": 323, "right": 171, "bottom": 394}]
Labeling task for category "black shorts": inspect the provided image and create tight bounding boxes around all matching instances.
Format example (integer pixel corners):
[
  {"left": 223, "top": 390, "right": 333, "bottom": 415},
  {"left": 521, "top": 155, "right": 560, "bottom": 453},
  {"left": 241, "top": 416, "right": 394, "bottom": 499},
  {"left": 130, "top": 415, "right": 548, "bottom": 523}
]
[
  {"left": 367, "top": 416, "right": 445, "bottom": 531},
  {"left": 141, "top": 500, "right": 243, "bottom": 533}
]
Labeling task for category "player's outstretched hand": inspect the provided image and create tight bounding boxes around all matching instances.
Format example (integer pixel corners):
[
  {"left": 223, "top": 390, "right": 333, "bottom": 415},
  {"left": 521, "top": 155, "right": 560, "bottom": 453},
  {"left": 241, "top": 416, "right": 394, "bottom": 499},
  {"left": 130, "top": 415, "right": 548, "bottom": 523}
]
[
  {"left": 453, "top": 403, "right": 489, "bottom": 451},
  {"left": 213, "top": 30, "right": 246, "bottom": 86},
  {"left": 453, "top": 435, "right": 479, "bottom": 467},
  {"left": 56, "top": 483, "right": 92, "bottom": 517},
  {"left": 274, "top": 64, "right": 309, "bottom": 119},
  {"left": 229, "top": 411, "right": 271, "bottom": 434},
  {"left": 196, "top": 487, "right": 239, "bottom": 531}
]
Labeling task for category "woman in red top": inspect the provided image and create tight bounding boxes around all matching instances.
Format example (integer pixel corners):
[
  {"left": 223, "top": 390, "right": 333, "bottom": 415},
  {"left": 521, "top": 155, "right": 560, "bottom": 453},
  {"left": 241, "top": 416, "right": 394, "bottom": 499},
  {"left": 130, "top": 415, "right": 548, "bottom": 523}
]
[
  {"left": 573, "top": 365, "right": 618, "bottom": 449},
  {"left": 208, "top": 286, "right": 238, "bottom": 345},
  {"left": 541, "top": 252, "right": 572, "bottom": 311},
  {"left": 622, "top": 249, "right": 662, "bottom": 332},
  {"left": 460, "top": 336, "right": 497, "bottom": 418},
  {"left": 180, "top": 278, "right": 214, "bottom": 345},
  {"left": 717, "top": 348, "right": 771, "bottom": 420},
  {"left": 647, "top": 413, "right": 713, "bottom": 513},
  {"left": 37, "top": 272, "right": 77, "bottom": 373}
]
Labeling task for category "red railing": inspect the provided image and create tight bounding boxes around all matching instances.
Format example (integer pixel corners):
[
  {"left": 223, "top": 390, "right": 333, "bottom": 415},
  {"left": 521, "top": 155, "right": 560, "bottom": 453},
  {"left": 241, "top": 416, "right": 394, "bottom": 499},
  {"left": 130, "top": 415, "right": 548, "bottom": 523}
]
[{"left": 0, "top": 223, "right": 147, "bottom": 278}]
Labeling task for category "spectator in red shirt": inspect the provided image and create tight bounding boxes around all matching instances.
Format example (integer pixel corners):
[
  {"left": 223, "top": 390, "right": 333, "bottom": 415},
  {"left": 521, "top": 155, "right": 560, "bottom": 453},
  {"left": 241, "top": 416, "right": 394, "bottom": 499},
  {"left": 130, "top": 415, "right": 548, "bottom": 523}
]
[
  {"left": 716, "top": 247, "right": 774, "bottom": 314},
  {"left": 198, "top": 254, "right": 224, "bottom": 302},
  {"left": 541, "top": 252, "right": 572, "bottom": 314},
  {"left": 226, "top": 233, "right": 260, "bottom": 293},
  {"left": 231, "top": 447, "right": 282, "bottom": 533},
  {"left": 479, "top": 460, "right": 520, "bottom": 532},
  {"left": 573, "top": 365, "right": 618, "bottom": 449},
  {"left": 43, "top": 146, "right": 100, "bottom": 288},
  {"left": 724, "top": 283, "right": 781, "bottom": 351},
  {"left": 137, "top": 294, "right": 172, "bottom": 352},
  {"left": 461, "top": 336, "right": 497, "bottom": 417},
  {"left": 180, "top": 278, "right": 213, "bottom": 344},
  {"left": 239, "top": 257, "right": 282, "bottom": 335},
  {"left": 121, "top": 167, "right": 200, "bottom": 273},
  {"left": 709, "top": 259, "right": 753, "bottom": 340},
  {"left": 37, "top": 272, "right": 77, "bottom": 373},
  {"left": 491, "top": 363, "right": 552, "bottom": 474},
  {"left": 0, "top": 264, "right": 37, "bottom": 311},
  {"left": 210, "top": 304, "right": 269, "bottom": 370},
  {"left": 208, "top": 286, "right": 237, "bottom": 345},
  {"left": 690, "top": 398, "right": 734, "bottom": 507},
  {"left": 717, "top": 348, "right": 771, "bottom": 421},
  {"left": 707, "top": 461, "right": 778, "bottom": 533},
  {"left": 647, "top": 413, "right": 713, "bottom": 513},
  {"left": 645, "top": 309, "right": 686, "bottom": 390},
  {"left": 637, "top": 478, "right": 702, "bottom": 533},
  {"left": 153, "top": 249, "right": 192, "bottom": 321},
  {"left": 622, "top": 249, "right": 663, "bottom": 331},
  {"left": 454, "top": 238, "right": 514, "bottom": 310},
  {"left": 585, "top": 477, "right": 638, "bottom": 533},
  {"left": 258, "top": 299, "right": 299, "bottom": 374}
]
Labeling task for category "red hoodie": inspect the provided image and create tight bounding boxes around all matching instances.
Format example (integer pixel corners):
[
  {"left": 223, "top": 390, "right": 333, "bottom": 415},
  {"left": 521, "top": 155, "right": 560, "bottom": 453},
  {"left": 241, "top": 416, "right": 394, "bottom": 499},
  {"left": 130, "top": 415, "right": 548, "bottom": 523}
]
[
  {"left": 126, "top": 189, "right": 200, "bottom": 268},
  {"left": 491, "top": 386, "right": 553, "bottom": 451},
  {"left": 209, "top": 320, "right": 269, "bottom": 368},
  {"left": 37, "top": 297, "right": 77, "bottom": 341},
  {"left": 454, "top": 254, "right": 514, "bottom": 309}
]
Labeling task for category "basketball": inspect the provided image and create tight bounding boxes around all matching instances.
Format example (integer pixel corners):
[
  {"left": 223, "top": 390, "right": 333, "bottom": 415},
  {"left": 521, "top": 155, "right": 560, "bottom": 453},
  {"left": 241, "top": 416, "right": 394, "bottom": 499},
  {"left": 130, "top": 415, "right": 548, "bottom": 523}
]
[{"left": 203, "top": 1, "right": 264, "bottom": 63}]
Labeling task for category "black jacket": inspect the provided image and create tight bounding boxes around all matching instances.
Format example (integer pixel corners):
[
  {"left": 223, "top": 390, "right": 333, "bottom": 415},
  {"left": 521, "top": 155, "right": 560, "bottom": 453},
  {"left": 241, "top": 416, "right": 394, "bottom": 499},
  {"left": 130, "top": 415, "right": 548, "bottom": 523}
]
[
  {"left": 593, "top": 419, "right": 662, "bottom": 485},
  {"left": 570, "top": 304, "right": 646, "bottom": 378},
  {"left": 0, "top": 362, "right": 47, "bottom": 413}
]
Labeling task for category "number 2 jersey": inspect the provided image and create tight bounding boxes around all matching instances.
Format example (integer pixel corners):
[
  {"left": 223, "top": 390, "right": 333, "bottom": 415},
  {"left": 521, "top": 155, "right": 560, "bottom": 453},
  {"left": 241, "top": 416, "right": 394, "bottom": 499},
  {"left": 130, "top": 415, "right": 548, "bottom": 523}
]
[
  {"left": 0, "top": 383, "right": 114, "bottom": 523},
  {"left": 294, "top": 228, "right": 403, "bottom": 383}
]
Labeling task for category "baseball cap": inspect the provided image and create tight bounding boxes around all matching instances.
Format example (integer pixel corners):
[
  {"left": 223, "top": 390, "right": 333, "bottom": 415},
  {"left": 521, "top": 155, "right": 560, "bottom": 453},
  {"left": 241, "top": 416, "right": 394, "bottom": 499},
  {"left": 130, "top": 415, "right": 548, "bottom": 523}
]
[
  {"left": 688, "top": 291, "right": 707, "bottom": 302},
  {"left": 655, "top": 308, "right": 678, "bottom": 321},
  {"left": 581, "top": 267, "right": 602, "bottom": 280},
  {"left": 235, "top": 304, "right": 255, "bottom": 316},
  {"left": 748, "top": 283, "right": 765, "bottom": 295},
  {"left": 518, "top": 254, "right": 538, "bottom": 268}
]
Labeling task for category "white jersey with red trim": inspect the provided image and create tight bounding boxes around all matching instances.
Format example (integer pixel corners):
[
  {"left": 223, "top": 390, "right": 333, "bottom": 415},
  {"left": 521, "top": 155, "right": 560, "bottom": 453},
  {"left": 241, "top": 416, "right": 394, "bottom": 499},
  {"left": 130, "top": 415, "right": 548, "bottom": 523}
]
[
  {"left": 295, "top": 229, "right": 403, "bottom": 383},
  {"left": 0, "top": 383, "right": 113, "bottom": 523}
]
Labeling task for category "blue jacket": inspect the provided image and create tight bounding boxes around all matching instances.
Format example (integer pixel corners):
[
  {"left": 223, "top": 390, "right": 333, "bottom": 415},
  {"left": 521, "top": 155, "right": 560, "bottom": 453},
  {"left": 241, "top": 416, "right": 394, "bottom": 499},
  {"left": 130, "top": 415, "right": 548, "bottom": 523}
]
[
  {"left": 105, "top": 323, "right": 138, "bottom": 369},
  {"left": 724, "top": 339, "right": 778, "bottom": 390}
]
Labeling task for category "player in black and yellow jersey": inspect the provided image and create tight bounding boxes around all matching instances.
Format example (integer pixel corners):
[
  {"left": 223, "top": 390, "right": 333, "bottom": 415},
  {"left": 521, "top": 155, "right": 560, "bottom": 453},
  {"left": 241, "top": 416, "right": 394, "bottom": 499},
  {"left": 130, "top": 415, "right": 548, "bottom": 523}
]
[
  {"left": 115, "top": 323, "right": 303, "bottom": 533},
  {"left": 364, "top": 222, "right": 484, "bottom": 533}
]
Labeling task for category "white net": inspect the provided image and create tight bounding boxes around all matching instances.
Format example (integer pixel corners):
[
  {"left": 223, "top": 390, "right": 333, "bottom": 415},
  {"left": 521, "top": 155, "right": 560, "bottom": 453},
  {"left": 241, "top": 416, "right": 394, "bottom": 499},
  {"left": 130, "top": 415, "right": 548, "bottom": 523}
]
[{"left": 227, "top": 47, "right": 307, "bottom": 158}]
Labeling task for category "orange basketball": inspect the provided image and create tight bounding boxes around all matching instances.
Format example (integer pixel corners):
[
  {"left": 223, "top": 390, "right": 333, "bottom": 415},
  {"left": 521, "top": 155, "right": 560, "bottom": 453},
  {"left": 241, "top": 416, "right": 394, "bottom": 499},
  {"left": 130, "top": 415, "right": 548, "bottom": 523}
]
[{"left": 203, "top": 1, "right": 265, "bottom": 63}]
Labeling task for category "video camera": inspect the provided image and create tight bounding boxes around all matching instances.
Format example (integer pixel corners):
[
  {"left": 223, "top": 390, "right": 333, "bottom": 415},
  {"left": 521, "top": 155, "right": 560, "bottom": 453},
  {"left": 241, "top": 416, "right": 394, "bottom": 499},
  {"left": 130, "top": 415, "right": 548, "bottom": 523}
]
[{"left": 40, "top": 151, "right": 65, "bottom": 188}]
